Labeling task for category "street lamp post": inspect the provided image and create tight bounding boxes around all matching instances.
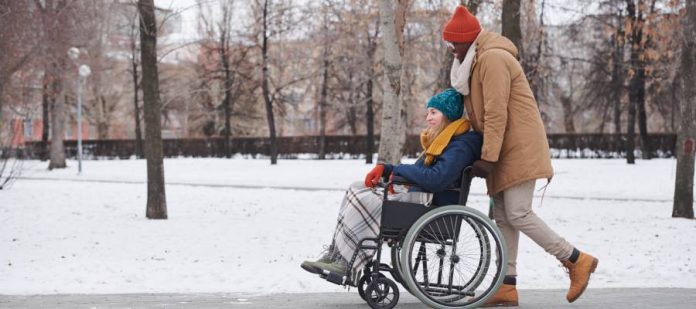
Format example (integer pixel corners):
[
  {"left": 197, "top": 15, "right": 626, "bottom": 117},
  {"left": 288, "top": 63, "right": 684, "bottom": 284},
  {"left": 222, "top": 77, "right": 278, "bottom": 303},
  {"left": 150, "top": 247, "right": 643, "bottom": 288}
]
[{"left": 68, "top": 47, "right": 91, "bottom": 174}]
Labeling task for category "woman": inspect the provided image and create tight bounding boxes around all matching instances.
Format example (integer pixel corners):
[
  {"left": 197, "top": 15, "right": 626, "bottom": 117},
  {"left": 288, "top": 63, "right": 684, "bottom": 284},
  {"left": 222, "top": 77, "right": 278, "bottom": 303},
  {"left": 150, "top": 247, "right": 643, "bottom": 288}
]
[{"left": 300, "top": 88, "right": 483, "bottom": 283}]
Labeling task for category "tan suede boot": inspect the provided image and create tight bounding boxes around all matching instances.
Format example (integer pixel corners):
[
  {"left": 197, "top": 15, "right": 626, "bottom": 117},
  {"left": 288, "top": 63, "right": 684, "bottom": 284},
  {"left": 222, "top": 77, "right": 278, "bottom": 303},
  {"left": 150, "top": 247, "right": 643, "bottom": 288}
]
[
  {"left": 562, "top": 252, "right": 599, "bottom": 303},
  {"left": 482, "top": 283, "right": 519, "bottom": 307}
]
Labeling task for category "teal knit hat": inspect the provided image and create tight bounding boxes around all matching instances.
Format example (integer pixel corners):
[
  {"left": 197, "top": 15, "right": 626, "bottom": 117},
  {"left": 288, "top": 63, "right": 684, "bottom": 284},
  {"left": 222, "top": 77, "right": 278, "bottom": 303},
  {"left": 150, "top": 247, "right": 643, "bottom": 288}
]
[{"left": 426, "top": 88, "right": 463, "bottom": 121}]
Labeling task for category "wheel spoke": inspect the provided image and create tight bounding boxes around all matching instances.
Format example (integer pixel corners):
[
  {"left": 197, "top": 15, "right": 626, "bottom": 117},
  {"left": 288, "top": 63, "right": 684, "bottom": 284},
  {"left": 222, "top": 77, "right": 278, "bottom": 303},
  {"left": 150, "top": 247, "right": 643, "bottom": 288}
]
[{"left": 401, "top": 208, "right": 507, "bottom": 308}]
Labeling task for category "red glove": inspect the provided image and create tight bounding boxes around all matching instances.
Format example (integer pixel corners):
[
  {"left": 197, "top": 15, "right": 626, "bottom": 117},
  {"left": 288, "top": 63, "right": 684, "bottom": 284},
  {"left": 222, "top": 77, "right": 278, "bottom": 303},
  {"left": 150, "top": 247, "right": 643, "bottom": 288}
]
[
  {"left": 472, "top": 160, "right": 495, "bottom": 178},
  {"left": 364, "top": 164, "right": 385, "bottom": 187}
]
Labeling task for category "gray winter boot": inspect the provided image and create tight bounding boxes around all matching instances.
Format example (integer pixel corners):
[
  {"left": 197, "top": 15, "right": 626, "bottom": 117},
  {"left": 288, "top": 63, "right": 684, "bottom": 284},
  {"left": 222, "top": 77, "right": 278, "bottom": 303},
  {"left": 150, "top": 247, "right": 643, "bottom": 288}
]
[
  {"left": 301, "top": 245, "right": 337, "bottom": 274},
  {"left": 312, "top": 259, "right": 348, "bottom": 275}
]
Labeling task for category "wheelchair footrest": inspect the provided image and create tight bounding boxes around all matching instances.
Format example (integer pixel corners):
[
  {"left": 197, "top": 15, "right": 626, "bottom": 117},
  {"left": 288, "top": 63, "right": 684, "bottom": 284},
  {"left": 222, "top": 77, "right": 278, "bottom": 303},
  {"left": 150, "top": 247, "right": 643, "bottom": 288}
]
[{"left": 319, "top": 271, "right": 348, "bottom": 285}]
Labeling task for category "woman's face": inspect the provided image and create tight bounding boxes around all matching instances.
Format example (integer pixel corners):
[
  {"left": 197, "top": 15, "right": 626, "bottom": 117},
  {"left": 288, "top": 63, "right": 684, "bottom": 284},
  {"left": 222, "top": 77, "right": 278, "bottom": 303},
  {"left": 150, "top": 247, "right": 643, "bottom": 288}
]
[{"left": 426, "top": 108, "right": 446, "bottom": 128}]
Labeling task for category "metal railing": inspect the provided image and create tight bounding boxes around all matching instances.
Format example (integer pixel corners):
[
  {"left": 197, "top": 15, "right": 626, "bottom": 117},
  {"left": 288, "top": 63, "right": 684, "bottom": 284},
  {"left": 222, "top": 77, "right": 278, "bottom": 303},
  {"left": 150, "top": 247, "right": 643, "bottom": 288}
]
[{"left": 14, "top": 133, "right": 676, "bottom": 159}]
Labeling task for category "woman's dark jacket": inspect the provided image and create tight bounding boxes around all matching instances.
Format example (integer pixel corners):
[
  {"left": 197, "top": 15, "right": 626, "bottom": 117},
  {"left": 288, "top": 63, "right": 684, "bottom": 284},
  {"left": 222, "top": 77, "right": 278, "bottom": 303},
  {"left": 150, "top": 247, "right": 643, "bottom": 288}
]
[{"left": 384, "top": 131, "right": 482, "bottom": 206}]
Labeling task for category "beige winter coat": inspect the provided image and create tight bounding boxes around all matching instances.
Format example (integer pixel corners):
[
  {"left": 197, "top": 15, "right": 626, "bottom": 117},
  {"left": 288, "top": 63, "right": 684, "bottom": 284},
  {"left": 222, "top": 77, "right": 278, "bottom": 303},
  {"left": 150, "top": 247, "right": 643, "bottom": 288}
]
[{"left": 463, "top": 30, "right": 553, "bottom": 195}]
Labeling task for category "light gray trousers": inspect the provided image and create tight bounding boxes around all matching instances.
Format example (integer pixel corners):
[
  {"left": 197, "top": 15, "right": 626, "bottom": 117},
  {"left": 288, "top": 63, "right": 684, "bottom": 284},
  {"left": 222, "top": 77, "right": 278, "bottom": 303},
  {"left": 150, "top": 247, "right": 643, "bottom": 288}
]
[{"left": 492, "top": 179, "right": 574, "bottom": 276}]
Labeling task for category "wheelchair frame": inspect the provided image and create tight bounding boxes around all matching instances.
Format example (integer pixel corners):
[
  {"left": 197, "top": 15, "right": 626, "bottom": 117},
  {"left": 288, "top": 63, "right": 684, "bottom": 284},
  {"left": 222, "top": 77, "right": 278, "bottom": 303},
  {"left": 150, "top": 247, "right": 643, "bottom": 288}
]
[{"left": 320, "top": 166, "right": 507, "bottom": 309}]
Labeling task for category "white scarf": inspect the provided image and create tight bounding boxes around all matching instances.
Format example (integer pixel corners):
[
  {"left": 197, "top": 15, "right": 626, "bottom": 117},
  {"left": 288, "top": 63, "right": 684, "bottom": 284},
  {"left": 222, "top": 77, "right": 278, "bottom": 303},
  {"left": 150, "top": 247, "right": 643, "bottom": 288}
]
[{"left": 450, "top": 41, "right": 477, "bottom": 96}]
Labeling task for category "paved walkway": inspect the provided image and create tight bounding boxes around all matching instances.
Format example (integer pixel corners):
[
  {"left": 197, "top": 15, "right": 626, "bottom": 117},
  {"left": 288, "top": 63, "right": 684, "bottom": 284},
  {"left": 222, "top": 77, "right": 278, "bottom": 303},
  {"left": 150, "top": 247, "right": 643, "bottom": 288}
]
[{"left": 2, "top": 289, "right": 695, "bottom": 308}]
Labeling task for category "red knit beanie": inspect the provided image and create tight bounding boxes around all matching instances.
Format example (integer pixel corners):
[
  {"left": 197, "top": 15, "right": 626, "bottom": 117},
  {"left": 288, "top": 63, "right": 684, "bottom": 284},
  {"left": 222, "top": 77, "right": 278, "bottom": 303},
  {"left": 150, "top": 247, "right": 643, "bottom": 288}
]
[{"left": 442, "top": 6, "right": 481, "bottom": 43}]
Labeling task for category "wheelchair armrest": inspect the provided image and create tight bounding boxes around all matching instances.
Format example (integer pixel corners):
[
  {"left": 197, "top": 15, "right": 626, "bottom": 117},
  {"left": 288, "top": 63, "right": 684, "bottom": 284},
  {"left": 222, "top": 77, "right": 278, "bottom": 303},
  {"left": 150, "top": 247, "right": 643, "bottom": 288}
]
[{"left": 390, "top": 175, "right": 415, "bottom": 186}]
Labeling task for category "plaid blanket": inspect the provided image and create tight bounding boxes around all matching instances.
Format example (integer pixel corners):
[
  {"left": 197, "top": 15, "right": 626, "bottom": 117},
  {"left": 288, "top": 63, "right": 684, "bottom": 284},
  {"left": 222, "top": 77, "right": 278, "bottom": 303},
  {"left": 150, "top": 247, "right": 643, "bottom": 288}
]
[{"left": 330, "top": 181, "right": 432, "bottom": 283}]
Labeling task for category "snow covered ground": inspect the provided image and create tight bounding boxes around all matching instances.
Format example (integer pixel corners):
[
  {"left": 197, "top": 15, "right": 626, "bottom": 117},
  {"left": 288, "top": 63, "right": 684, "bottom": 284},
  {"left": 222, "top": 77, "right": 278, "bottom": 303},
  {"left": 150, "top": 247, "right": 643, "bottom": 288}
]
[{"left": 1, "top": 158, "right": 695, "bottom": 295}]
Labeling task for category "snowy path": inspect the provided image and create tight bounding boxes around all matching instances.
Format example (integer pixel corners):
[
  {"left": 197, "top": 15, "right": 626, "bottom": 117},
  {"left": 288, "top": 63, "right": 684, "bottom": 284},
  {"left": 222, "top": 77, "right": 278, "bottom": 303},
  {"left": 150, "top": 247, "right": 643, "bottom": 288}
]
[
  {"left": 2, "top": 158, "right": 696, "bottom": 295},
  {"left": 2, "top": 289, "right": 695, "bottom": 308}
]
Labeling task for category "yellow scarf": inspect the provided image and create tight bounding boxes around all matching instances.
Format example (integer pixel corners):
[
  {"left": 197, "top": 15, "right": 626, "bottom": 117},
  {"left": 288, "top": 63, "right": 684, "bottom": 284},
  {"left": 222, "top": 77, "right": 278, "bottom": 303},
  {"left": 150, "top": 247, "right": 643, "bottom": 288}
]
[{"left": 420, "top": 118, "right": 471, "bottom": 166}]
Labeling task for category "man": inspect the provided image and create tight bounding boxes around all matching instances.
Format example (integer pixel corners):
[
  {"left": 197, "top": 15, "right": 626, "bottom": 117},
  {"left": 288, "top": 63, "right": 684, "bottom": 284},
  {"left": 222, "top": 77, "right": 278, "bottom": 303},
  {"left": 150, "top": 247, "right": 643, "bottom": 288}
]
[{"left": 442, "top": 5, "right": 598, "bottom": 307}]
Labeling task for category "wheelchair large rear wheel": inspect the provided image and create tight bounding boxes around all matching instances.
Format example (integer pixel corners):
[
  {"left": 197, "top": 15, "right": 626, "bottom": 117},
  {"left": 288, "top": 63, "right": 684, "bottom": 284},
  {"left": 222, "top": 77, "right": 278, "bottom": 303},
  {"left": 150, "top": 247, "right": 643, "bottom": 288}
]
[{"left": 399, "top": 205, "right": 507, "bottom": 308}]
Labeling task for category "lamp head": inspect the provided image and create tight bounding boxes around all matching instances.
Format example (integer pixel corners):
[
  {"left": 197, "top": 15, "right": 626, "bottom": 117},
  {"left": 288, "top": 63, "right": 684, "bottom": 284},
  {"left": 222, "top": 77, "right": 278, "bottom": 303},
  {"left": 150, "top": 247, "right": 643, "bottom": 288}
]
[
  {"left": 79, "top": 65, "right": 91, "bottom": 78},
  {"left": 68, "top": 47, "right": 80, "bottom": 60}
]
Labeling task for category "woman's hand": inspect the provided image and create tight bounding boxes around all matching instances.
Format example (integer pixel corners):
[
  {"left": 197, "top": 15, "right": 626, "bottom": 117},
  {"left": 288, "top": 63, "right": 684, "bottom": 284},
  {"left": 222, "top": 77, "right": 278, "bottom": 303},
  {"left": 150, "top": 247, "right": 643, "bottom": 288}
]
[{"left": 364, "top": 164, "right": 385, "bottom": 187}]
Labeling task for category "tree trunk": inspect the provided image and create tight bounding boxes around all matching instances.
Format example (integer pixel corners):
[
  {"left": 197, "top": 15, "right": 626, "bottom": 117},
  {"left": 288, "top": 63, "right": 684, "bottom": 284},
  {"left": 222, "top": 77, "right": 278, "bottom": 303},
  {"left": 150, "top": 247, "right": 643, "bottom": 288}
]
[
  {"left": 221, "top": 37, "right": 233, "bottom": 158},
  {"left": 626, "top": 96, "right": 636, "bottom": 164},
  {"left": 97, "top": 96, "right": 109, "bottom": 139},
  {"left": 138, "top": 0, "right": 167, "bottom": 219},
  {"left": 377, "top": 0, "right": 405, "bottom": 164},
  {"left": 0, "top": 81, "right": 4, "bottom": 130},
  {"left": 41, "top": 79, "right": 50, "bottom": 161},
  {"left": 624, "top": 0, "right": 652, "bottom": 161},
  {"left": 464, "top": 0, "right": 481, "bottom": 14},
  {"left": 131, "top": 51, "right": 143, "bottom": 159},
  {"left": 625, "top": 0, "right": 643, "bottom": 164},
  {"left": 0, "top": 81, "right": 5, "bottom": 130},
  {"left": 261, "top": 0, "right": 278, "bottom": 165},
  {"left": 365, "top": 20, "right": 379, "bottom": 164},
  {"left": 611, "top": 14, "right": 624, "bottom": 136},
  {"left": 47, "top": 63, "right": 66, "bottom": 170},
  {"left": 347, "top": 71, "right": 358, "bottom": 136},
  {"left": 636, "top": 83, "right": 650, "bottom": 159},
  {"left": 130, "top": 11, "right": 143, "bottom": 159},
  {"left": 673, "top": 0, "right": 696, "bottom": 219},
  {"left": 318, "top": 58, "right": 328, "bottom": 160},
  {"left": 560, "top": 94, "right": 575, "bottom": 133},
  {"left": 318, "top": 6, "right": 329, "bottom": 160},
  {"left": 502, "top": 0, "right": 523, "bottom": 57},
  {"left": 395, "top": 0, "right": 409, "bottom": 158},
  {"left": 365, "top": 77, "right": 375, "bottom": 164}
]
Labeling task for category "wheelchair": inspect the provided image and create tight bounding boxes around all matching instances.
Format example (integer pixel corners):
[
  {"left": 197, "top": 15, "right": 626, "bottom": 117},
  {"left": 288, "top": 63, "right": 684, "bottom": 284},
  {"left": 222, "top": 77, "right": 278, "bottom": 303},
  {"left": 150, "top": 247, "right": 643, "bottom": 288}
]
[{"left": 319, "top": 166, "right": 508, "bottom": 309}]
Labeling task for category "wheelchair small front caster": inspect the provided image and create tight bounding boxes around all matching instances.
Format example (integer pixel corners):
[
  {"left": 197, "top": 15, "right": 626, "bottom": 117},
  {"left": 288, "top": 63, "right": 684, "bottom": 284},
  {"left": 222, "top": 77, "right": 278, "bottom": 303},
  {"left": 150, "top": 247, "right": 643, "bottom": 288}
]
[
  {"left": 365, "top": 277, "right": 399, "bottom": 309},
  {"left": 357, "top": 273, "right": 386, "bottom": 301}
]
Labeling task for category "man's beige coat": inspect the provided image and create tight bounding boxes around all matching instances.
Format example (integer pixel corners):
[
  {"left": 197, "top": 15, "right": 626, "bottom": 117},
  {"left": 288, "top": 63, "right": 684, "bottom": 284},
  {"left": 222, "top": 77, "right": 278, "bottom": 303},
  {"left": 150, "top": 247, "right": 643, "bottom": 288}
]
[{"left": 463, "top": 30, "right": 553, "bottom": 195}]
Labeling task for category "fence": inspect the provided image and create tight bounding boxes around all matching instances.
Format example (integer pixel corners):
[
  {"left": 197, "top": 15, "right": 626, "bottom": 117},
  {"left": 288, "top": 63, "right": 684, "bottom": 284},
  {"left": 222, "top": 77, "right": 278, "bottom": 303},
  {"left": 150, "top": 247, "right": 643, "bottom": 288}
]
[{"left": 17, "top": 133, "right": 676, "bottom": 160}]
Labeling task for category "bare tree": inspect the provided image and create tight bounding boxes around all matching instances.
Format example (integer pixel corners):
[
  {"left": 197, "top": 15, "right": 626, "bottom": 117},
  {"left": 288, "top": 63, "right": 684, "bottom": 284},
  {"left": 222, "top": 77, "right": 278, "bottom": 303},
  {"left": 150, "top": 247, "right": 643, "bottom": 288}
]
[
  {"left": 577, "top": 0, "right": 676, "bottom": 140},
  {"left": 557, "top": 59, "right": 583, "bottom": 133},
  {"left": 317, "top": 3, "right": 330, "bottom": 160},
  {"left": 611, "top": 6, "right": 626, "bottom": 135},
  {"left": 521, "top": 0, "right": 551, "bottom": 118},
  {"left": 258, "top": 0, "right": 279, "bottom": 164},
  {"left": 321, "top": 0, "right": 380, "bottom": 163},
  {"left": 0, "top": 2, "right": 37, "bottom": 128},
  {"left": 673, "top": 0, "right": 696, "bottom": 219},
  {"left": 33, "top": 0, "right": 74, "bottom": 170},
  {"left": 138, "top": 0, "right": 167, "bottom": 219},
  {"left": 77, "top": 1, "right": 123, "bottom": 140},
  {"left": 126, "top": 7, "right": 144, "bottom": 158},
  {"left": 377, "top": 0, "right": 408, "bottom": 164},
  {"left": 625, "top": 0, "right": 651, "bottom": 162},
  {"left": 364, "top": 16, "right": 379, "bottom": 164},
  {"left": 197, "top": 0, "right": 250, "bottom": 158},
  {"left": 249, "top": 0, "right": 309, "bottom": 163},
  {"left": 502, "top": 0, "right": 523, "bottom": 56},
  {"left": 218, "top": 1, "right": 236, "bottom": 158}
]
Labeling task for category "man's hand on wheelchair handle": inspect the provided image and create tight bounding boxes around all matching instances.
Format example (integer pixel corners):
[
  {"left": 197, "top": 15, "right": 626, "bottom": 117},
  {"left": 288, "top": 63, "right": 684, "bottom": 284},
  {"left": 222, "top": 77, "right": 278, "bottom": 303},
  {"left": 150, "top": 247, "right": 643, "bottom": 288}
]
[
  {"left": 364, "top": 164, "right": 385, "bottom": 187},
  {"left": 472, "top": 160, "right": 495, "bottom": 178}
]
